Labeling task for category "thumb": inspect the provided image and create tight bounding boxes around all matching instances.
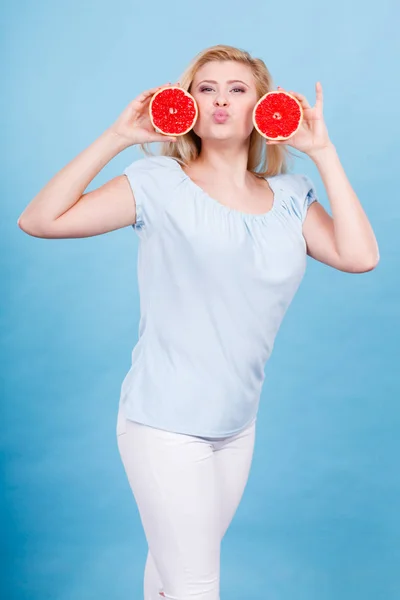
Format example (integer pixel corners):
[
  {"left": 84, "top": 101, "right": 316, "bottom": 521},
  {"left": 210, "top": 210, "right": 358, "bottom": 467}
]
[{"left": 153, "top": 134, "right": 178, "bottom": 143}]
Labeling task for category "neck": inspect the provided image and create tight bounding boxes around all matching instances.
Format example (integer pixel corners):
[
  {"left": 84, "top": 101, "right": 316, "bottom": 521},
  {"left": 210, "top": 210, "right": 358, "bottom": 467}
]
[{"left": 192, "top": 139, "right": 252, "bottom": 187}]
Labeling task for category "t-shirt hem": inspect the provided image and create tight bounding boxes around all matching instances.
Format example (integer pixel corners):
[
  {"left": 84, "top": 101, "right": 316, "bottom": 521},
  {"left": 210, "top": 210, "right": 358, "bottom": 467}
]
[{"left": 120, "top": 406, "right": 257, "bottom": 439}]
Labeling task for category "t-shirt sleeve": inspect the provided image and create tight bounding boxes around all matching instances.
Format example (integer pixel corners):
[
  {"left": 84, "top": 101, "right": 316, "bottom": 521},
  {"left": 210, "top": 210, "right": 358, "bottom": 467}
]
[
  {"left": 123, "top": 155, "right": 175, "bottom": 237},
  {"left": 286, "top": 173, "right": 319, "bottom": 224}
]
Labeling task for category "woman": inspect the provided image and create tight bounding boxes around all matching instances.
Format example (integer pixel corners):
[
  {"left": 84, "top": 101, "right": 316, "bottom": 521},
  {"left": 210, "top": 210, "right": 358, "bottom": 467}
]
[{"left": 18, "top": 44, "right": 379, "bottom": 600}]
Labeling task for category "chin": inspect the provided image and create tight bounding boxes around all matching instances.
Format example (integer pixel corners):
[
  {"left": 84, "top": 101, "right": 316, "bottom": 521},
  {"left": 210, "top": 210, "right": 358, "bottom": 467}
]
[{"left": 195, "top": 127, "right": 237, "bottom": 141}]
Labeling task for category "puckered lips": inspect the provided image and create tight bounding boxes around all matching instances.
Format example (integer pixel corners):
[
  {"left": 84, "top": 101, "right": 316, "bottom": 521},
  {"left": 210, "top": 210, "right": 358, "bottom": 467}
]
[{"left": 212, "top": 109, "right": 230, "bottom": 123}]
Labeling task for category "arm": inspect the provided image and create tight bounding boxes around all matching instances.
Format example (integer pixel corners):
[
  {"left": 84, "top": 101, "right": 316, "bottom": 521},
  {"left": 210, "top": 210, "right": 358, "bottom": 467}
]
[
  {"left": 268, "top": 83, "right": 379, "bottom": 273},
  {"left": 17, "top": 130, "right": 134, "bottom": 239},
  {"left": 17, "top": 83, "right": 178, "bottom": 239},
  {"left": 303, "top": 144, "right": 380, "bottom": 273}
]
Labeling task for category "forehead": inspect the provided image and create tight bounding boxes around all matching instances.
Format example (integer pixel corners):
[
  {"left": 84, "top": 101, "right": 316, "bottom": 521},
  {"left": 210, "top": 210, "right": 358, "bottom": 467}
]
[{"left": 193, "top": 60, "right": 254, "bottom": 85}]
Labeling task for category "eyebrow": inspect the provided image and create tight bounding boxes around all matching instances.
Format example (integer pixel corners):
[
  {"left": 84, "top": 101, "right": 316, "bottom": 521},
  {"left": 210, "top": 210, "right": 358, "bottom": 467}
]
[{"left": 196, "top": 79, "right": 250, "bottom": 87}]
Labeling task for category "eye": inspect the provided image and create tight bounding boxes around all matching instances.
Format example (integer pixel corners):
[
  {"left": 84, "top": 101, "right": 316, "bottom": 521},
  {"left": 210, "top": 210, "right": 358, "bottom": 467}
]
[{"left": 199, "top": 86, "right": 246, "bottom": 93}]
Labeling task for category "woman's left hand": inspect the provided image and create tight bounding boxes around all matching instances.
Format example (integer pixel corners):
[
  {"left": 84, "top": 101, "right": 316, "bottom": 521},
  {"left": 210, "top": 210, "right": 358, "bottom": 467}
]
[{"left": 266, "top": 82, "right": 332, "bottom": 156}]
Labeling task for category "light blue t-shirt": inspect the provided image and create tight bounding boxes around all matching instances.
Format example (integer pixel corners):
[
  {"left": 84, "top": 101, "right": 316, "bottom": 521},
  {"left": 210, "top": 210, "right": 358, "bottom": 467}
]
[{"left": 119, "top": 155, "right": 318, "bottom": 438}]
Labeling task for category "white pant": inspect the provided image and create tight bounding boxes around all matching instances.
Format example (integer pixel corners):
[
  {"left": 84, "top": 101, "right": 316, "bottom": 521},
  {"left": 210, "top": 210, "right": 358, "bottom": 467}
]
[{"left": 116, "top": 408, "right": 256, "bottom": 600}]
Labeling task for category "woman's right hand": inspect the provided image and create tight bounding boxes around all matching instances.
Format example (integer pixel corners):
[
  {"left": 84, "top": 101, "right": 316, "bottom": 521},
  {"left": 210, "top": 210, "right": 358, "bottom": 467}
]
[{"left": 108, "top": 82, "right": 179, "bottom": 146}]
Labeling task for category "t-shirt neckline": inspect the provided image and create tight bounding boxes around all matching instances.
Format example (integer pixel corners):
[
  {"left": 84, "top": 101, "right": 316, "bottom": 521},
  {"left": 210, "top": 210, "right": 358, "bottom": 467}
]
[{"left": 171, "top": 157, "right": 279, "bottom": 221}]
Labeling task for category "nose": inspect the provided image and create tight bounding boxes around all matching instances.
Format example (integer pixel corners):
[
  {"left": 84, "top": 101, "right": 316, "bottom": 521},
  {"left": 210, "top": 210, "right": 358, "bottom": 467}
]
[{"left": 214, "top": 93, "right": 229, "bottom": 107}]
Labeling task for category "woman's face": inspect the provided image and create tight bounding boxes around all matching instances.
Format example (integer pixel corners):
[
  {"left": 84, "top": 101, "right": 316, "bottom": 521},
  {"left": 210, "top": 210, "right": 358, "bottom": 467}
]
[{"left": 190, "top": 60, "right": 259, "bottom": 143}]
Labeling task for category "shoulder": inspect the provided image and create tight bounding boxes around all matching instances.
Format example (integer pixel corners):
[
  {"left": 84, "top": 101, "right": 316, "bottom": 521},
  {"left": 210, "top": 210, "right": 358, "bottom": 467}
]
[
  {"left": 277, "top": 172, "right": 317, "bottom": 198},
  {"left": 123, "top": 155, "right": 185, "bottom": 189},
  {"left": 274, "top": 172, "right": 318, "bottom": 223},
  {"left": 124, "top": 154, "right": 178, "bottom": 174},
  {"left": 122, "top": 156, "right": 185, "bottom": 234}
]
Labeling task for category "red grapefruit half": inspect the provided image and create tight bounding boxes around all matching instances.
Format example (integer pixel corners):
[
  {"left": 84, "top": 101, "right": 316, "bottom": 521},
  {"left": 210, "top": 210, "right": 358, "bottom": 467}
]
[
  {"left": 149, "top": 86, "right": 198, "bottom": 136},
  {"left": 253, "top": 91, "right": 303, "bottom": 140}
]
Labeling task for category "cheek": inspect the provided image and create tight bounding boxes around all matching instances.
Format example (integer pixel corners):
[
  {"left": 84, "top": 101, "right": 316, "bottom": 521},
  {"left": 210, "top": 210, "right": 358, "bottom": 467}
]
[
  {"left": 235, "top": 97, "right": 258, "bottom": 128},
  {"left": 192, "top": 93, "right": 206, "bottom": 110},
  {"left": 241, "top": 103, "right": 256, "bottom": 129},
  {"left": 191, "top": 98, "right": 208, "bottom": 133}
]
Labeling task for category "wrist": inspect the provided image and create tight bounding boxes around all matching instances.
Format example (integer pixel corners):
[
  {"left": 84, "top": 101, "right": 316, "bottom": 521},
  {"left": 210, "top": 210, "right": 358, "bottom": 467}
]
[
  {"left": 307, "top": 142, "right": 337, "bottom": 164},
  {"left": 102, "top": 127, "right": 134, "bottom": 152}
]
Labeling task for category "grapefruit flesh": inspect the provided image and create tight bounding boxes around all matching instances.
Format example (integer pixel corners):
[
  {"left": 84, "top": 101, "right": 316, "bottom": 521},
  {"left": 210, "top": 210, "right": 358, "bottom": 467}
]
[
  {"left": 253, "top": 91, "right": 303, "bottom": 140},
  {"left": 149, "top": 86, "right": 198, "bottom": 136}
]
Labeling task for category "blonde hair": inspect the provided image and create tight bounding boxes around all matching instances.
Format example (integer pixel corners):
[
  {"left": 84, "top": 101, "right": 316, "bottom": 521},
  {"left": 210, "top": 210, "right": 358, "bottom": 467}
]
[{"left": 139, "top": 44, "right": 296, "bottom": 177}]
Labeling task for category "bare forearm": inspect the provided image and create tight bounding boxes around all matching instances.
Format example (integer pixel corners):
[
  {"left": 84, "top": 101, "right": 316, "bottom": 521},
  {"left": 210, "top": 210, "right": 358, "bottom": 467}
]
[
  {"left": 309, "top": 144, "right": 380, "bottom": 265},
  {"left": 18, "top": 128, "right": 130, "bottom": 226}
]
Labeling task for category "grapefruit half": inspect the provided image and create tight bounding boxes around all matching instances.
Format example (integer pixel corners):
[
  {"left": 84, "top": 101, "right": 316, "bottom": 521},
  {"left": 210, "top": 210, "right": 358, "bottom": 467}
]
[
  {"left": 253, "top": 90, "right": 303, "bottom": 140},
  {"left": 149, "top": 86, "right": 198, "bottom": 136}
]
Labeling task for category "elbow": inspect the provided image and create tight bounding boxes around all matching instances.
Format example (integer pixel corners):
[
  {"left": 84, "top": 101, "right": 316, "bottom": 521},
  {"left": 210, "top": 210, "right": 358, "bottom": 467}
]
[
  {"left": 362, "top": 248, "right": 380, "bottom": 272},
  {"left": 17, "top": 215, "right": 29, "bottom": 233},
  {"left": 17, "top": 215, "right": 34, "bottom": 235},
  {"left": 364, "top": 255, "right": 380, "bottom": 272},
  {"left": 17, "top": 215, "right": 47, "bottom": 238},
  {"left": 338, "top": 241, "right": 380, "bottom": 273},
  {"left": 347, "top": 254, "right": 380, "bottom": 273},
  {"left": 358, "top": 261, "right": 379, "bottom": 273},
  {"left": 17, "top": 215, "right": 26, "bottom": 231}
]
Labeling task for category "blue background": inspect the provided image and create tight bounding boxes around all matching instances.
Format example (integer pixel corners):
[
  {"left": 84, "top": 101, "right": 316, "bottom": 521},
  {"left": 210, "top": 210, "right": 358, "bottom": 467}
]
[{"left": 2, "top": 0, "right": 399, "bottom": 598}]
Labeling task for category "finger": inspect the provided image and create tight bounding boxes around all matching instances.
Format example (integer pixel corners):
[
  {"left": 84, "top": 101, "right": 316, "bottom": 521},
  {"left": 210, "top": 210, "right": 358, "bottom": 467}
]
[
  {"left": 288, "top": 90, "right": 312, "bottom": 110},
  {"left": 278, "top": 86, "right": 311, "bottom": 110},
  {"left": 150, "top": 134, "right": 178, "bottom": 143},
  {"left": 315, "top": 81, "right": 323, "bottom": 112}
]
